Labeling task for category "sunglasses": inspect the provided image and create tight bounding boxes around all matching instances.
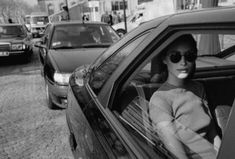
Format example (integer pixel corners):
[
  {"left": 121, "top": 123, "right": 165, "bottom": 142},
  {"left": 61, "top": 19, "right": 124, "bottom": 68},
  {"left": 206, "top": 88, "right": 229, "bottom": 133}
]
[{"left": 169, "top": 51, "right": 197, "bottom": 63}]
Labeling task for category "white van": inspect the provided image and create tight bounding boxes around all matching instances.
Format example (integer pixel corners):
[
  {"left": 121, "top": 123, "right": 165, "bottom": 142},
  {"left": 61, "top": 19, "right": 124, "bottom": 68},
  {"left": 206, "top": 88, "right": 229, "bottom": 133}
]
[
  {"left": 112, "top": 10, "right": 144, "bottom": 36},
  {"left": 25, "top": 12, "right": 49, "bottom": 38},
  {"left": 112, "top": 0, "right": 175, "bottom": 37}
]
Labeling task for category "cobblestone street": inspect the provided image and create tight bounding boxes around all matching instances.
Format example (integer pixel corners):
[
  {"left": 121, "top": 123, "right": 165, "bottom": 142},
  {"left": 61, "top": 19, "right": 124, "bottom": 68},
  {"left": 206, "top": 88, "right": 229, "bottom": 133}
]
[{"left": 0, "top": 61, "right": 73, "bottom": 158}]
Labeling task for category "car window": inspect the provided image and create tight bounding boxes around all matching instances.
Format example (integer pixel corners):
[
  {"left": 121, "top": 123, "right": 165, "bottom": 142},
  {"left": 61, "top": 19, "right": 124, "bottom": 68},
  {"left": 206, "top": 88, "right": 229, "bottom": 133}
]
[
  {"left": 50, "top": 24, "right": 119, "bottom": 49},
  {"left": 89, "top": 32, "right": 150, "bottom": 94},
  {"left": 111, "top": 30, "right": 235, "bottom": 158},
  {"left": 0, "top": 26, "right": 26, "bottom": 37},
  {"left": 193, "top": 33, "right": 235, "bottom": 56}
]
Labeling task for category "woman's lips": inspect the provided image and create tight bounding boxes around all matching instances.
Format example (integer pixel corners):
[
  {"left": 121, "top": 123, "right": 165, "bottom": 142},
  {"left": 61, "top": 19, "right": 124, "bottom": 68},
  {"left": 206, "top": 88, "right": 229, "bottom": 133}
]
[
  {"left": 177, "top": 69, "right": 189, "bottom": 79},
  {"left": 177, "top": 69, "right": 188, "bottom": 73}
]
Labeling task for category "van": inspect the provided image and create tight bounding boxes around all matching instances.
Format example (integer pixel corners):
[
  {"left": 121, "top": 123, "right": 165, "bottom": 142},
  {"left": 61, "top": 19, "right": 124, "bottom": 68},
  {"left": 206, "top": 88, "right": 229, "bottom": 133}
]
[
  {"left": 112, "top": 10, "right": 144, "bottom": 37},
  {"left": 112, "top": 0, "right": 175, "bottom": 37},
  {"left": 25, "top": 12, "right": 49, "bottom": 38}
]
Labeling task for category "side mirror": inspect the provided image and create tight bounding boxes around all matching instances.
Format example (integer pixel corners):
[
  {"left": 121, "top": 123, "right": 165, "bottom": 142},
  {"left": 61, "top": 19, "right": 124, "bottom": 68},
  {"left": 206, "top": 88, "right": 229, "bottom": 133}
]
[{"left": 34, "top": 39, "right": 43, "bottom": 48}]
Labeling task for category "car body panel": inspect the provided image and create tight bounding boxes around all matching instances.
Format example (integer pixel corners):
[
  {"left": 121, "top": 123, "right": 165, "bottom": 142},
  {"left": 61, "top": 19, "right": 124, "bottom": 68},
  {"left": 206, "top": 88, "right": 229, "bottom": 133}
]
[
  {"left": 49, "top": 48, "right": 106, "bottom": 73},
  {"left": 45, "top": 76, "right": 68, "bottom": 108},
  {"left": 67, "top": 7, "right": 235, "bottom": 159}
]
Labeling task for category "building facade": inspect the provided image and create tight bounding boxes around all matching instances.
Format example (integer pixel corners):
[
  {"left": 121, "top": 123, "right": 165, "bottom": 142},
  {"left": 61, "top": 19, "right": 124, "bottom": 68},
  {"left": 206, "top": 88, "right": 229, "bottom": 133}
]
[{"left": 37, "top": 0, "right": 235, "bottom": 22}]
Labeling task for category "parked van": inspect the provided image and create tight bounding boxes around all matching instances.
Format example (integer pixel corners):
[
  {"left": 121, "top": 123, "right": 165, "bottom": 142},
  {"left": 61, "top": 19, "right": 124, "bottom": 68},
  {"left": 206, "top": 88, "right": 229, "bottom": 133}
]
[
  {"left": 112, "top": 0, "right": 175, "bottom": 37},
  {"left": 112, "top": 10, "right": 144, "bottom": 37}
]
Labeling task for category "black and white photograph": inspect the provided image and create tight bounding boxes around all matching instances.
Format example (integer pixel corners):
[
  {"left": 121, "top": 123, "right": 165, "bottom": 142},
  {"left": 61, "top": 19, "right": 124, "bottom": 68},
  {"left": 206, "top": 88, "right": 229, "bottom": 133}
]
[{"left": 0, "top": 0, "right": 235, "bottom": 159}]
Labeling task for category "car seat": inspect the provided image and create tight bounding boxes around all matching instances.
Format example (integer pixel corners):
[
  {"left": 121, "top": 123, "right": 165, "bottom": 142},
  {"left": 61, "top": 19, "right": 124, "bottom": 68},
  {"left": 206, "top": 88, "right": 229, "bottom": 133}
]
[{"left": 214, "top": 99, "right": 234, "bottom": 135}]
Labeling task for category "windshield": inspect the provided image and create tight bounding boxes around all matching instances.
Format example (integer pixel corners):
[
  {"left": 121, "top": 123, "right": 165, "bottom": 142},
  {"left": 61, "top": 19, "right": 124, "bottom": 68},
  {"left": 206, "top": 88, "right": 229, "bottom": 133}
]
[
  {"left": 32, "top": 16, "right": 49, "bottom": 25},
  {"left": 0, "top": 26, "right": 26, "bottom": 37},
  {"left": 50, "top": 24, "right": 119, "bottom": 49}
]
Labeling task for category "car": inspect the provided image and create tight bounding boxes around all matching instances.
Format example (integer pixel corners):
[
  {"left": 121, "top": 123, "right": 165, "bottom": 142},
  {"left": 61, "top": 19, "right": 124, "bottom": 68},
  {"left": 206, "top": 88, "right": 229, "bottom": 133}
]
[
  {"left": 35, "top": 21, "right": 119, "bottom": 109},
  {"left": 66, "top": 7, "right": 235, "bottom": 159},
  {"left": 0, "top": 23, "right": 33, "bottom": 61}
]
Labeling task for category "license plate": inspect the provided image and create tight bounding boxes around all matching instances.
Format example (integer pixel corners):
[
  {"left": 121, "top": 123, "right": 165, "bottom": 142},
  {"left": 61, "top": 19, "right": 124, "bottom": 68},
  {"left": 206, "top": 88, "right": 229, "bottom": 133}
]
[{"left": 0, "top": 52, "right": 9, "bottom": 56}]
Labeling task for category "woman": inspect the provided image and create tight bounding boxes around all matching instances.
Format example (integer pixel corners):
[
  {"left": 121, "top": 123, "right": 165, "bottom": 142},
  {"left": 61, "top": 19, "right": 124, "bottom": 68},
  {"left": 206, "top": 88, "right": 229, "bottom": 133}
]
[{"left": 149, "top": 34, "right": 221, "bottom": 159}]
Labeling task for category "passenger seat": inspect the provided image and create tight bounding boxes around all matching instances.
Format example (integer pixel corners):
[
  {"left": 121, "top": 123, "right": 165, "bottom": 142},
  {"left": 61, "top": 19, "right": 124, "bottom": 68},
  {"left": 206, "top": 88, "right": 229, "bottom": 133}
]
[{"left": 215, "top": 103, "right": 233, "bottom": 135}]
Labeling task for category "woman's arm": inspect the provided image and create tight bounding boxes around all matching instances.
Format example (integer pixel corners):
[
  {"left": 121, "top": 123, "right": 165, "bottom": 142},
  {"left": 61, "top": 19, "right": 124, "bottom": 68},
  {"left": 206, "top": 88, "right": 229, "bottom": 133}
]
[
  {"left": 214, "top": 135, "right": 221, "bottom": 153},
  {"left": 157, "top": 121, "right": 188, "bottom": 159}
]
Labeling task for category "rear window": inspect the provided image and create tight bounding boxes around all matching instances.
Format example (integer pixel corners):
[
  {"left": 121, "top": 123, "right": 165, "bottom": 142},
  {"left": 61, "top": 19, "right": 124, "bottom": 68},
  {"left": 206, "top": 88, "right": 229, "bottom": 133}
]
[{"left": 0, "top": 26, "right": 25, "bottom": 37}]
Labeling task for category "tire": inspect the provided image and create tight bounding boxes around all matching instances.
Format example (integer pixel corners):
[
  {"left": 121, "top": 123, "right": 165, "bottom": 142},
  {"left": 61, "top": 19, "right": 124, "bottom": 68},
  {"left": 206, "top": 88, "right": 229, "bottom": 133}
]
[
  {"left": 45, "top": 82, "right": 55, "bottom": 109},
  {"left": 116, "top": 29, "right": 126, "bottom": 37}
]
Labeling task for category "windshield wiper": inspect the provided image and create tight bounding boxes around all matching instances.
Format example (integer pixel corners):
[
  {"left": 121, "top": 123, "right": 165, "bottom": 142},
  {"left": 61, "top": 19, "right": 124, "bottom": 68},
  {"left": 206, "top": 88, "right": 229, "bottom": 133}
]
[
  {"left": 52, "top": 46, "right": 75, "bottom": 49},
  {"left": 81, "top": 43, "right": 111, "bottom": 48},
  {"left": 17, "top": 34, "right": 26, "bottom": 37}
]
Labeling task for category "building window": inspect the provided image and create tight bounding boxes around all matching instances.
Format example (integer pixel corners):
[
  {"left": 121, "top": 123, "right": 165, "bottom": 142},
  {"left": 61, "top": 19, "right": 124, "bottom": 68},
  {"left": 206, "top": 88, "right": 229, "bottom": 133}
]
[
  {"left": 111, "top": 1, "right": 128, "bottom": 11},
  {"left": 138, "top": 0, "right": 153, "bottom": 5},
  {"left": 219, "top": 0, "right": 227, "bottom": 2},
  {"left": 120, "top": 1, "right": 128, "bottom": 10}
]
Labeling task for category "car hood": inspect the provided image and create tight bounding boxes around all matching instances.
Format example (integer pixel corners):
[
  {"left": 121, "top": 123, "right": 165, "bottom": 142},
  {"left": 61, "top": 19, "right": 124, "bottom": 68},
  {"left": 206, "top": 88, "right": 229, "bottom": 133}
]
[{"left": 49, "top": 48, "right": 106, "bottom": 73}]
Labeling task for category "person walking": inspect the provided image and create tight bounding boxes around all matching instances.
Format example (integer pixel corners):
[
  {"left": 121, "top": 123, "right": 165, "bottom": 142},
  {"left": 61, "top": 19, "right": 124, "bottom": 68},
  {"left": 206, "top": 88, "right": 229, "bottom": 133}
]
[{"left": 101, "top": 11, "right": 110, "bottom": 24}]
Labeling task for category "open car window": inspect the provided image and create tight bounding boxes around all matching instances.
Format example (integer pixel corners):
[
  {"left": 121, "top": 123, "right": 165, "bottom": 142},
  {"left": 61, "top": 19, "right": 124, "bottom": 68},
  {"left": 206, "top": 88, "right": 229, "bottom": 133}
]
[{"left": 110, "top": 29, "right": 235, "bottom": 158}]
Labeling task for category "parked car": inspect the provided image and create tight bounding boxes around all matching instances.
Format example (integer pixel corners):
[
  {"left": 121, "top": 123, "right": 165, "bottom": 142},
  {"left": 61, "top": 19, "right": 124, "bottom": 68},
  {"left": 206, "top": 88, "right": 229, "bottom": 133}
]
[
  {"left": 0, "top": 24, "right": 33, "bottom": 61},
  {"left": 35, "top": 21, "right": 119, "bottom": 109},
  {"left": 66, "top": 7, "right": 235, "bottom": 159}
]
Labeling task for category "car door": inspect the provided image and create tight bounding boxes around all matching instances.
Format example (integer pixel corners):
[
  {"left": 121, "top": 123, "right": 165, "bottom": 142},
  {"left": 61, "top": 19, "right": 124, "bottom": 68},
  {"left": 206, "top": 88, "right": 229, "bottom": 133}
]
[
  {"left": 92, "top": 22, "right": 235, "bottom": 159},
  {"left": 84, "top": 30, "right": 167, "bottom": 159}
]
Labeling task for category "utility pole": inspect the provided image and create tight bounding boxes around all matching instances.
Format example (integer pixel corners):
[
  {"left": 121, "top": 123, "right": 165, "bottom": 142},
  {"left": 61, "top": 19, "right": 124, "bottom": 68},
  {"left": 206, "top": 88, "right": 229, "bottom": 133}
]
[
  {"left": 65, "top": 0, "right": 70, "bottom": 20},
  {"left": 123, "top": 0, "right": 127, "bottom": 33}
]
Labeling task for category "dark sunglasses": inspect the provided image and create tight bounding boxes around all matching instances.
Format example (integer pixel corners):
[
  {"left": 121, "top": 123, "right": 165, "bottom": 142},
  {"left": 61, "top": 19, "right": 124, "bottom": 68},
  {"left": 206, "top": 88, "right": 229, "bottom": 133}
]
[{"left": 169, "top": 51, "right": 197, "bottom": 63}]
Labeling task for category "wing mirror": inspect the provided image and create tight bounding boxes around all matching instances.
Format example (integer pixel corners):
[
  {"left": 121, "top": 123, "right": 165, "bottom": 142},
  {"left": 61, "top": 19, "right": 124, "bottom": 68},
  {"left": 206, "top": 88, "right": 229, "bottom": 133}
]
[{"left": 34, "top": 39, "right": 44, "bottom": 48}]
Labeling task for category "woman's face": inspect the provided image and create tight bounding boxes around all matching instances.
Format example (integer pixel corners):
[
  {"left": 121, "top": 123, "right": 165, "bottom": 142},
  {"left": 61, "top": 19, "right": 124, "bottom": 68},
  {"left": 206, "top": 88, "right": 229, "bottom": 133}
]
[{"left": 163, "top": 40, "right": 197, "bottom": 80}]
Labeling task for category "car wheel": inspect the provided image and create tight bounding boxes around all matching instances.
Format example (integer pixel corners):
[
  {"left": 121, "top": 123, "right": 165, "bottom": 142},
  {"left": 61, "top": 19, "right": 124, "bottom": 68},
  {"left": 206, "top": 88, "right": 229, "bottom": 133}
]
[
  {"left": 117, "top": 29, "right": 126, "bottom": 37},
  {"left": 45, "top": 82, "right": 55, "bottom": 109}
]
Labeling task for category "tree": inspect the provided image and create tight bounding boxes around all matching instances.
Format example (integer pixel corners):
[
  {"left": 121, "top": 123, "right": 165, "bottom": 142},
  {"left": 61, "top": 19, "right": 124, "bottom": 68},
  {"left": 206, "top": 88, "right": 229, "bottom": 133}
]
[{"left": 0, "top": 0, "right": 36, "bottom": 23}]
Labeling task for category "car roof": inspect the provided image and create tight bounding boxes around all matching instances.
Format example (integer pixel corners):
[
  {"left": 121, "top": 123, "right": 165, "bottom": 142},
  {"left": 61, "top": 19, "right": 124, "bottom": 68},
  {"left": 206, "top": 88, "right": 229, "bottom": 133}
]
[{"left": 50, "top": 20, "right": 108, "bottom": 26}]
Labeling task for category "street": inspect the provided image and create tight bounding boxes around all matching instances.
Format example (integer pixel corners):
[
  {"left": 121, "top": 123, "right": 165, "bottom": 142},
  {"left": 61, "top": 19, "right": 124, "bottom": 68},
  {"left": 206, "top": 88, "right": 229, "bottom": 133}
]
[{"left": 0, "top": 46, "right": 73, "bottom": 159}]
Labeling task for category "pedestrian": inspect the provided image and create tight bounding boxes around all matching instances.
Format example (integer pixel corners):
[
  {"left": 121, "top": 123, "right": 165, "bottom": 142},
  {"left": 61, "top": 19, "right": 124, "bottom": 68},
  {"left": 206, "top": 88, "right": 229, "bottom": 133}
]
[
  {"left": 82, "top": 15, "right": 89, "bottom": 22},
  {"left": 101, "top": 11, "right": 110, "bottom": 24},
  {"left": 117, "top": 12, "right": 122, "bottom": 22},
  {"left": 8, "top": 18, "right": 13, "bottom": 23},
  {"left": 112, "top": 11, "right": 119, "bottom": 24},
  {"left": 149, "top": 34, "right": 221, "bottom": 159},
  {"left": 108, "top": 12, "right": 113, "bottom": 26}
]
